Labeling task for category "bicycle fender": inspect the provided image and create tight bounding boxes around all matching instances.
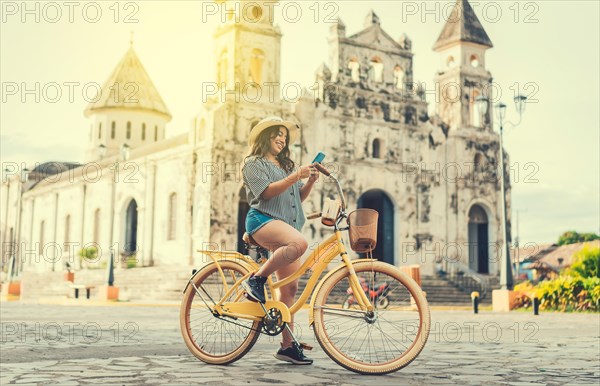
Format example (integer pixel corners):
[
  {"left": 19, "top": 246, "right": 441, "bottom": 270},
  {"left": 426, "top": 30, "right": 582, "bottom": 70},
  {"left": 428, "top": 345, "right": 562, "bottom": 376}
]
[
  {"left": 307, "top": 259, "right": 378, "bottom": 326},
  {"left": 183, "top": 251, "right": 258, "bottom": 294}
]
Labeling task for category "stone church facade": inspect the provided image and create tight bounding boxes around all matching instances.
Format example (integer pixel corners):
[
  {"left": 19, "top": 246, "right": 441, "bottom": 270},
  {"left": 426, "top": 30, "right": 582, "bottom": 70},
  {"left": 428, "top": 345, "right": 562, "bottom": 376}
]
[{"left": 1, "top": 0, "right": 509, "bottom": 278}]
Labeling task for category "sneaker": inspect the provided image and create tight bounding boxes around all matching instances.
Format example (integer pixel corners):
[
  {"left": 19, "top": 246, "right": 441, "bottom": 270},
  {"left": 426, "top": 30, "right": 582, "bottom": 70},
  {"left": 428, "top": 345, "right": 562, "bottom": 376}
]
[
  {"left": 274, "top": 344, "right": 314, "bottom": 365},
  {"left": 241, "top": 274, "right": 267, "bottom": 303}
]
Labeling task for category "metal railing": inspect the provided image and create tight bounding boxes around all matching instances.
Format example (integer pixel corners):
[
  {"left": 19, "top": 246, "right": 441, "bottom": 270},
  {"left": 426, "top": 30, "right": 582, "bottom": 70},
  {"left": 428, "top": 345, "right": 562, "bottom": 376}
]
[{"left": 443, "top": 261, "right": 491, "bottom": 300}]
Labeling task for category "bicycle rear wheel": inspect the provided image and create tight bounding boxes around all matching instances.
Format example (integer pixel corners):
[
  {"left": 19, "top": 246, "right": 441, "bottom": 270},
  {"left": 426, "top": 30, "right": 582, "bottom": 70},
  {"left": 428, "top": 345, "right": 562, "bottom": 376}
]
[
  {"left": 313, "top": 261, "right": 430, "bottom": 374},
  {"left": 180, "top": 260, "right": 261, "bottom": 365}
]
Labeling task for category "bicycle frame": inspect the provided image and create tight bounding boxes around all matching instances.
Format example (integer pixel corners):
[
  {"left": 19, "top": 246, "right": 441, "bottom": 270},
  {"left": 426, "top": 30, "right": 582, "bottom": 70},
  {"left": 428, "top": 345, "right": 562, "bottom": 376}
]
[
  {"left": 188, "top": 166, "right": 375, "bottom": 328},
  {"left": 192, "top": 229, "right": 376, "bottom": 326}
]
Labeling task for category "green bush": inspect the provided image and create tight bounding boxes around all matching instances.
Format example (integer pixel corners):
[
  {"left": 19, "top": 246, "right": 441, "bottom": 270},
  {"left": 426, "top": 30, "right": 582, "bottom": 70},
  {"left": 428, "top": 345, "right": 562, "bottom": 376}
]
[
  {"left": 565, "top": 246, "right": 599, "bottom": 278},
  {"left": 536, "top": 276, "right": 600, "bottom": 312},
  {"left": 513, "top": 281, "right": 535, "bottom": 309},
  {"left": 514, "top": 247, "right": 600, "bottom": 312},
  {"left": 78, "top": 247, "right": 98, "bottom": 263},
  {"left": 126, "top": 254, "right": 137, "bottom": 269}
]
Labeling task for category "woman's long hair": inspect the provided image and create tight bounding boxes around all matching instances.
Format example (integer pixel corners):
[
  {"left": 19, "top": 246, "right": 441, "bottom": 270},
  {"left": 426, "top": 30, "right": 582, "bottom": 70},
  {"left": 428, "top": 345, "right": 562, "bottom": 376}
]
[{"left": 245, "top": 125, "right": 295, "bottom": 173}]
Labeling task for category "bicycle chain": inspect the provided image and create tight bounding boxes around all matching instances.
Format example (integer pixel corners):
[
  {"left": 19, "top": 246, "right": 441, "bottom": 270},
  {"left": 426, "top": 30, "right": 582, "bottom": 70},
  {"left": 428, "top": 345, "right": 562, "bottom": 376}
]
[{"left": 213, "top": 313, "right": 286, "bottom": 337}]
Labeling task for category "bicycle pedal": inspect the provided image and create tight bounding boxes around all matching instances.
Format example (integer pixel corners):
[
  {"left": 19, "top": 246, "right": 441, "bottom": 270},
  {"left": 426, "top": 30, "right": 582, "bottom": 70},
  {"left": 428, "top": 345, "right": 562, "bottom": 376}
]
[{"left": 299, "top": 342, "right": 313, "bottom": 351}]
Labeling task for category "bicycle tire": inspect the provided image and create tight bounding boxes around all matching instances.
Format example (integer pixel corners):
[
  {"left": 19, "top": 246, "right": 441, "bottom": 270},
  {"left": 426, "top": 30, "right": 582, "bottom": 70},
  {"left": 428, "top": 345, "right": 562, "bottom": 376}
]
[
  {"left": 313, "top": 261, "right": 430, "bottom": 374},
  {"left": 180, "top": 260, "right": 261, "bottom": 365}
]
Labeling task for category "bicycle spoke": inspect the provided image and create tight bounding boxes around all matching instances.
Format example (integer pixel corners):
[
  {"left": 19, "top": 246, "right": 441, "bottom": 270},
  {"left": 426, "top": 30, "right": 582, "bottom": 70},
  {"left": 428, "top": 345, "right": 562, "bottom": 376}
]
[
  {"left": 184, "top": 265, "right": 259, "bottom": 358},
  {"left": 315, "top": 305, "right": 368, "bottom": 318},
  {"left": 316, "top": 265, "right": 426, "bottom": 366}
]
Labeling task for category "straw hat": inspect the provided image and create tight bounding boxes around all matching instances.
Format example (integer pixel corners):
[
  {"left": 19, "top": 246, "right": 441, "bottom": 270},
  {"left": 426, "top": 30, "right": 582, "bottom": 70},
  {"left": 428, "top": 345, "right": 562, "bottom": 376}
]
[{"left": 248, "top": 116, "right": 299, "bottom": 147}]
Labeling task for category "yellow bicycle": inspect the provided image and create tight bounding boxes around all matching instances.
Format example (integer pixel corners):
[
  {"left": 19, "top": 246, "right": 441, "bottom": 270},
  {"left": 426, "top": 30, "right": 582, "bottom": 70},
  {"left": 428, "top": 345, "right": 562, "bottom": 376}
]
[{"left": 180, "top": 165, "right": 430, "bottom": 375}]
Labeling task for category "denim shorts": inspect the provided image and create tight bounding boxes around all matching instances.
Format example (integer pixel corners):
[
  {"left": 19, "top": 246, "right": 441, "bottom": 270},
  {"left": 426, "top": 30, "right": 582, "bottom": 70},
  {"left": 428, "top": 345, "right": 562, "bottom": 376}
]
[{"left": 245, "top": 208, "right": 275, "bottom": 235}]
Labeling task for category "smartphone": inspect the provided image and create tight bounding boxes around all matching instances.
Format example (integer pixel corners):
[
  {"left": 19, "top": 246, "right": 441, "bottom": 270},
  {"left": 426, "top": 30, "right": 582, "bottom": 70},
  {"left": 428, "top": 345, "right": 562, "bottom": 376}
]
[{"left": 312, "top": 152, "right": 326, "bottom": 164}]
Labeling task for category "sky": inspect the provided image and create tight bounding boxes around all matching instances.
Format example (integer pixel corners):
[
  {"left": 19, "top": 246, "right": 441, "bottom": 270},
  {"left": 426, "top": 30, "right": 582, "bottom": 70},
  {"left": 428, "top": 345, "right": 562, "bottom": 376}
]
[{"left": 1, "top": 0, "right": 599, "bottom": 245}]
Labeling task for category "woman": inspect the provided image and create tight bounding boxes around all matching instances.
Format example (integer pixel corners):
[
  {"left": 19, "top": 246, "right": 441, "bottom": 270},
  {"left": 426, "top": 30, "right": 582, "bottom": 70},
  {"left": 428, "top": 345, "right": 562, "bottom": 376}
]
[{"left": 241, "top": 116, "right": 318, "bottom": 365}]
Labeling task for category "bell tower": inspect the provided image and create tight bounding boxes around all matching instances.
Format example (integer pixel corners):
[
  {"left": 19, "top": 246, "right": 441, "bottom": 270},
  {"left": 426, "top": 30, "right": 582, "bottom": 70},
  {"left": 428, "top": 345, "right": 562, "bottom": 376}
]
[
  {"left": 191, "top": 1, "right": 291, "bottom": 252},
  {"left": 433, "top": 0, "right": 494, "bottom": 130},
  {"left": 213, "top": 0, "right": 283, "bottom": 104}
]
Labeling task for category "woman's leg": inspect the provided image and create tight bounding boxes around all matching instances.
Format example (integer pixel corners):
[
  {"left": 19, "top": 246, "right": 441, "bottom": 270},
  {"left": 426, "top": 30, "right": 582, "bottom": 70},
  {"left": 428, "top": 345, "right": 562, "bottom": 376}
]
[
  {"left": 274, "top": 259, "right": 301, "bottom": 348},
  {"left": 251, "top": 220, "right": 308, "bottom": 278},
  {"left": 251, "top": 220, "right": 308, "bottom": 348}
]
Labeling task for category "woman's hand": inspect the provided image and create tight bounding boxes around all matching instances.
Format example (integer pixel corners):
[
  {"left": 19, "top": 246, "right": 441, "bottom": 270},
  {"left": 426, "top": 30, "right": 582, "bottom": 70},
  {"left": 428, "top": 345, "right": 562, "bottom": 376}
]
[
  {"left": 297, "top": 163, "right": 318, "bottom": 182},
  {"left": 307, "top": 163, "right": 320, "bottom": 183},
  {"left": 268, "top": 164, "right": 317, "bottom": 200},
  {"left": 299, "top": 164, "right": 319, "bottom": 202}
]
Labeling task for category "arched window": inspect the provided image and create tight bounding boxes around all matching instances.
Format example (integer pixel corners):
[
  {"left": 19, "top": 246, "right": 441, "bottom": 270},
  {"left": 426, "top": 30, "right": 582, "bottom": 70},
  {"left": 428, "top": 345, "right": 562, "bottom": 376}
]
[
  {"left": 348, "top": 58, "right": 360, "bottom": 82},
  {"left": 98, "top": 123, "right": 102, "bottom": 139},
  {"left": 446, "top": 56, "right": 456, "bottom": 68},
  {"left": 154, "top": 125, "right": 158, "bottom": 141},
  {"left": 369, "top": 57, "right": 384, "bottom": 83},
  {"left": 126, "top": 121, "right": 131, "bottom": 139},
  {"left": 393, "top": 65, "right": 404, "bottom": 89},
  {"left": 111, "top": 121, "right": 116, "bottom": 139},
  {"left": 470, "top": 89, "right": 482, "bottom": 127},
  {"left": 474, "top": 153, "right": 484, "bottom": 171},
  {"left": 226, "top": 2, "right": 236, "bottom": 21},
  {"left": 64, "top": 215, "right": 71, "bottom": 251},
  {"left": 93, "top": 208, "right": 101, "bottom": 243},
  {"left": 468, "top": 205, "right": 488, "bottom": 223},
  {"left": 470, "top": 54, "right": 480, "bottom": 68},
  {"left": 372, "top": 139, "right": 383, "bottom": 159},
  {"left": 168, "top": 193, "right": 177, "bottom": 240},
  {"left": 247, "top": 4, "right": 262, "bottom": 21},
  {"left": 142, "top": 123, "right": 146, "bottom": 140},
  {"left": 196, "top": 119, "right": 206, "bottom": 141},
  {"left": 218, "top": 50, "right": 228, "bottom": 85},
  {"left": 249, "top": 49, "right": 265, "bottom": 84},
  {"left": 39, "top": 221, "right": 45, "bottom": 255}
]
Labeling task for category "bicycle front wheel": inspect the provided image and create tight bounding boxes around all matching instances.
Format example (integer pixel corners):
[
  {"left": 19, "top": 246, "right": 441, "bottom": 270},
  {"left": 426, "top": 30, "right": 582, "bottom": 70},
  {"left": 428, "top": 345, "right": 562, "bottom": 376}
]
[
  {"left": 180, "top": 260, "right": 261, "bottom": 365},
  {"left": 313, "top": 261, "right": 430, "bottom": 374}
]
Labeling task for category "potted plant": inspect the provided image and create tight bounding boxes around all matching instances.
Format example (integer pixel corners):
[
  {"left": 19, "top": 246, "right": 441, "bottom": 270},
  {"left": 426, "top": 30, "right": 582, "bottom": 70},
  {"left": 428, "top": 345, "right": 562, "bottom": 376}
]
[{"left": 78, "top": 246, "right": 98, "bottom": 269}]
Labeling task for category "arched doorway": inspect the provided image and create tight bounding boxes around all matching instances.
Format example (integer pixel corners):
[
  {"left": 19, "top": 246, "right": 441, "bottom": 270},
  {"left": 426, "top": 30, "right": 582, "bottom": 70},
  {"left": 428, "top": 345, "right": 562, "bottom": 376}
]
[
  {"left": 123, "top": 199, "right": 138, "bottom": 256},
  {"left": 237, "top": 188, "right": 250, "bottom": 255},
  {"left": 357, "top": 190, "right": 394, "bottom": 265},
  {"left": 468, "top": 204, "right": 489, "bottom": 274}
]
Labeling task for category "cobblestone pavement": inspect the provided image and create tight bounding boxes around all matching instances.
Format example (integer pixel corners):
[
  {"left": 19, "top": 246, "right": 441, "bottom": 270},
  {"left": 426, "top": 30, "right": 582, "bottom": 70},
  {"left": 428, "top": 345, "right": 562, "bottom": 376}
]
[{"left": 0, "top": 302, "right": 598, "bottom": 385}]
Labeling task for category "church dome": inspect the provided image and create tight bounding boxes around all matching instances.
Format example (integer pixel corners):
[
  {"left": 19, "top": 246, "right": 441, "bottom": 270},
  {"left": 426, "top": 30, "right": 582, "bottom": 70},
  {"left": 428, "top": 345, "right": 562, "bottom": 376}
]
[{"left": 84, "top": 46, "right": 171, "bottom": 121}]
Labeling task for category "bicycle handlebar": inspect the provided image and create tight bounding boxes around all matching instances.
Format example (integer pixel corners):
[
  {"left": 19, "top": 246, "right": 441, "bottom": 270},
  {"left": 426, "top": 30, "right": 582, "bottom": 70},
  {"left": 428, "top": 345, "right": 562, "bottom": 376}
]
[
  {"left": 306, "top": 211, "right": 322, "bottom": 220},
  {"left": 313, "top": 163, "right": 346, "bottom": 213},
  {"left": 314, "top": 163, "right": 331, "bottom": 176}
]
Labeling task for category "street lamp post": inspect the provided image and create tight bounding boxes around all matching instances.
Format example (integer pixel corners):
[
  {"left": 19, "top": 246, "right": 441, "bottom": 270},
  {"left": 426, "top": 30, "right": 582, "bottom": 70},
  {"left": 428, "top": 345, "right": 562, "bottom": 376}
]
[
  {"left": 514, "top": 209, "right": 528, "bottom": 280},
  {"left": 477, "top": 94, "right": 527, "bottom": 291}
]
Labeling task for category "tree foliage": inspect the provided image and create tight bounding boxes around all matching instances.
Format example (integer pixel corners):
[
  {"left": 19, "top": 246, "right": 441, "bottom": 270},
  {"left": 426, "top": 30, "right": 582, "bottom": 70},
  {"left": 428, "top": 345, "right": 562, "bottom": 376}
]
[{"left": 557, "top": 231, "right": 599, "bottom": 246}]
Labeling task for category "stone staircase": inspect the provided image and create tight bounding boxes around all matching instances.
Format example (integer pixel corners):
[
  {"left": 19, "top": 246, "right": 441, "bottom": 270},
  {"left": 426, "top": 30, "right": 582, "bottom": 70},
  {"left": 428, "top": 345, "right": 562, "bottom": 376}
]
[
  {"left": 420, "top": 274, "right": 500, "bottom": 305},
  {"left": 21, "top": 271, "right": 73, "bottom": 300},
  {"left": 20, "top": 265, "right": 194, "bottom": 302}
]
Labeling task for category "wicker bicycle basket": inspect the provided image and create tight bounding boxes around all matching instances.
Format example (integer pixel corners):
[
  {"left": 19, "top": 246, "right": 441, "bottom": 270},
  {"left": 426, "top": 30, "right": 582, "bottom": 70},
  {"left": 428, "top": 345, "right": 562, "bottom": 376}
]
[{"left": 347, "top": 209, "right": 378, "bottom": 253}]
